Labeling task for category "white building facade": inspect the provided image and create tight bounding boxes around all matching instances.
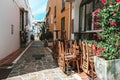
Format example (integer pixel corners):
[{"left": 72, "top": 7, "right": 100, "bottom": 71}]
[{"left": 0, "top": 0, "right": 32, "bottom": 60}]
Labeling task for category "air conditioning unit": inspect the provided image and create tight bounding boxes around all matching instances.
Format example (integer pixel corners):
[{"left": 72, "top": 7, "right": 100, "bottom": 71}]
[{"left": 65, "top": 0, "right": 75, "bottom": 2}]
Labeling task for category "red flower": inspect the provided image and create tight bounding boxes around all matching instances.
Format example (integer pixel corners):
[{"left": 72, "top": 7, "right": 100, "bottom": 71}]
[
  {"left": 101, "top": 0, "right": 107, "bottom": 4},
  {"left": 112, "top": 22, "right": 117, "bottom": 26},
  {"left": 98, "top": 36, "right": 101, "bottom": 39},
  {"left": 116, "top": 0, "right": 120, "bottom": 2},
  {"left": 95, "top": 17, "right": 99, "bottom": 22},
  {"left": 111, "top": 11, "right": 115, "bottom": 15},
  {"left": 97, "top": 48, "right": 100, "bottom": 54},
  {"left": 102, "top": 47, "right": 105, "bottom": 53},
  {"left": 109, "top": 2, "right": 112, "bottom": 5},
  {"left": 109, "top": 20, "right": 117, "bottom": 26},
  {"left": 93, "top": 49, "right": 97, "bottom": 53},
  {"left": 93, "top": 43, "right": 97, "bottom": 47},
  {"left": 109, "top": 20, "right": 112, "bottom": 22},
  {"left": 93, "top": 12, "right": 97, "bottom": 16},
  {"left": 92, "top": 43, "right": 97, "bottom": 53},
  {"left": 93, "top": 8, "right": 101, "bottom": 16},
  {"left": 92, "top": 21, "right": 97, "bottom": 24}
]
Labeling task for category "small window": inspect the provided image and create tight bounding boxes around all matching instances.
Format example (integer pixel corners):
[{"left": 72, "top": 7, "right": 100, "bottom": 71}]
[
  {"left": 61, "top": 0, "right": 65, "bottom": 12},
  {"left": 11, "top": 24, "right": 14, "bottom": 35},
  {"left": 25, "top": 11, "right": 28, "bottom": 26},
  {"left": 61, "top": 17, "right": 65, "bottom": 39},
  {"left": 54, "top": 6, "right": 56, "bottom": 18},
  {"left": 54, "top": 0, "right": 56, "bottom": 18}
]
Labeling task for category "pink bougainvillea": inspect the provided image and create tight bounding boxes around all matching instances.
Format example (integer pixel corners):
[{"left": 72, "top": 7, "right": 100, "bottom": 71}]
[
  {"left": 116, "top": 0, "right": 120, "bottom": 2},
  {"left": 109, "top": 20, "right": 117, "bottom": 26},
  {"left": 93, "top": 8, "right": 101, "bottom": 17},
  {"left": 111, "top": 11, "right": 115, "bottom": 15},
  {"left": 101, "top": 0, "right": 107, "bottom": 4},
  {"left": 97, "top": 36, "right": 101, "bottom": 39}
]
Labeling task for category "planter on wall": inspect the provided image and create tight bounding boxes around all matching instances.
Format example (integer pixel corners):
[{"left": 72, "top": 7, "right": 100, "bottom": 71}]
[{"left": 94, "top": 56, "right": 120, "bottom": 80}]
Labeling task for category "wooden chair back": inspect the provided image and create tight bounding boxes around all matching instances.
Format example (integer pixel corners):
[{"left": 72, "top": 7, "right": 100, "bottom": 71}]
[
  {"left": 72, "top": 40, "right": 78, "bottom": 55},
  {"left": 86, "top": 42, "right": 96, "bottom": 79},
  {"left": 58, "top": 41, "right": 65, "bottom": 71},
  {"left": 68, "top": 40, "right": 73, "bottom": 54},
  {"left": 86, "top": 43, "right": 93, "bottom": 57},
  {"left": 78, "top": 40, "right": 83, "bottom": 68},
  {"left": 81, "top": 41, "right": 90, "bottom": 74},
  {"left": 81, "top": 41, "right": 96, "bottom": 76}
]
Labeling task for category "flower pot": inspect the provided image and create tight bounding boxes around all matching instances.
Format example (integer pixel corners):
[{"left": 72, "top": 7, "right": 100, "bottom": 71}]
[{"left": 94, "top": 56, "right": 120, "bottom": 80}]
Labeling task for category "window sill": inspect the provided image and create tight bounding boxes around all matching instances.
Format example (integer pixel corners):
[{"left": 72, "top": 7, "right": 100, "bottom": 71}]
[
  {"left": 81, "top": 30, "right": 102, "bottom": 33},
  {"left": 72, "top": 30, "right": 102, "bottom": 34}
]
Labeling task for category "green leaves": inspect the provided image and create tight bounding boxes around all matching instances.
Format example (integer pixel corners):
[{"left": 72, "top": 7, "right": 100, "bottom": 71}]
[{"left": 95, "top": 0, "right": 120, "bottom": 60}]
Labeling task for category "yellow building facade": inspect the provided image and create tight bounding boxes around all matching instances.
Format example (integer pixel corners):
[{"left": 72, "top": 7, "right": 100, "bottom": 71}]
[{"left": 46, "top": 0, "right": 72, "bottom": 40}]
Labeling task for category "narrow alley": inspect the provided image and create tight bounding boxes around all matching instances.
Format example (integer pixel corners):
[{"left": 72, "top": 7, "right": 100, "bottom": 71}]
[
  {"left": 1, "top": 0, "right": 120, "bottom": 80},
  {"left": 6, "top": 41, "right": 81, "bottom": 80}
]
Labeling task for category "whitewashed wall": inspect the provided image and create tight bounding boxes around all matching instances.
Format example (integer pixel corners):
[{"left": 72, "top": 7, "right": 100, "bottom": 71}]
[
  {"left": 16, "top": 0, "right": 33, "bottom": 43},
  {"left": 0, "top": 0, "right": 32, "bottom": 60},
  {"left": 27, "top": 10, "right": 33, "bottom": 43},
  {"left": 71, "top": 0, "right": 82, "bottom": 40},
  {"left": 26, "top": 3, "right": 33, "bottom": 43},
  {"left": 72, "top": 0, "right": 82, "bottom": 32},
  {"left": 0, "top": 0, "right": 20, "bottom": 60}
]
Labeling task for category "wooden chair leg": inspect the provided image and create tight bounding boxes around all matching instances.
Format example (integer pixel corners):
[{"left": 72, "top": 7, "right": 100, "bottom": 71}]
[
  {"left": 66, "top": 63, "right": 69, "bottom": 75},
  {"left": 72, "top": 61, "right": 75, "bottom": 69},
  {"left": 76, "top": 59, "right": 80, "bottom": 73},
  {"left": 65, "top": 61, "right": 70, "bottom": 75},
  {"left": 90, "top": 61, "right": 95, "bottom": 80}
]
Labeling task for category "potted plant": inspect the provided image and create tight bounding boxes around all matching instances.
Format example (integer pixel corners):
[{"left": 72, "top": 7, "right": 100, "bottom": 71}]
[
  {"left": 40, "top": 24, "right": 46, "bottom": 41},
  {"left": 93, "top": 0, "right": 120, "bottom": 80},
  {"left": 39, "top": 24, "right": 53, "bottom": 47}
]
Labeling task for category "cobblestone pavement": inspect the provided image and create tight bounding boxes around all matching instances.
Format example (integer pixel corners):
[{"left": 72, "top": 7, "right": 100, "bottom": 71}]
[{"left": 6, "top": 41, "right": 81, "bottom": 80}]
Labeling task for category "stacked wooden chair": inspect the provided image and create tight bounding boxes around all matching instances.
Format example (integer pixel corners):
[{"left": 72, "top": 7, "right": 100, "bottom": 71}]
[
  {"left": 58, "top": 40, "right": 96, "bottom": 79},
  {"left": 53, "top": 40, "right": 59, "bottom": 61},
  {"left": 78, "top": 40, "right": 83, "bottom": 69},
  {"left": 58, "top": 41, "right": 65, "bottom": 71},
  {"left": 81, "top": 41, "right": 96, "bottom": 79},
  {"left": 81, "top": 41, "right": 89, "bottom": 73},
  {"left": 58, "top": 40, "right": 80, "bottom": 75}
]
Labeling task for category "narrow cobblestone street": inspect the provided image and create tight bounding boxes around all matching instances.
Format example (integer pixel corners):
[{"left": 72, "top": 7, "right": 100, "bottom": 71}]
[{"left": 6, "top": 41, "right": 81, "bottom": 80}]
